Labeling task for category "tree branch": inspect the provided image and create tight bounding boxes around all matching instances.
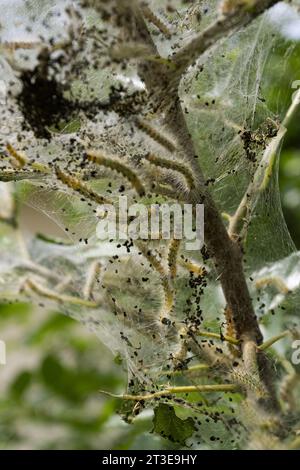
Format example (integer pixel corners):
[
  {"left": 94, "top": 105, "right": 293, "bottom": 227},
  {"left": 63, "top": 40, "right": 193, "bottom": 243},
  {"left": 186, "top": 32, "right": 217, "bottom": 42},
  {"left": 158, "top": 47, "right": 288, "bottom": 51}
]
[
  {"left": 118, "top": 0, "right": 283, "bottom": 408},
  {"left": 228, "top": 87, "right": 300, "bottom": 240},
  {"left": 172, "top": 0, "right": 281, "bottom": 75}
]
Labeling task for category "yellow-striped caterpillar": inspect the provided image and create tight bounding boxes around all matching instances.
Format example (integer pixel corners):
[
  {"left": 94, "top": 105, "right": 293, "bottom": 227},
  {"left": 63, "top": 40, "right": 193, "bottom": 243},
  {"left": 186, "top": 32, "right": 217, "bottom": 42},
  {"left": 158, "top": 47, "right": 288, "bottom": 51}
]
[
  {"left": 55, "top": 166, "right": 111, "bottom": 205},
  {"left": 167, "top": 239, "right": 181, "bottom": 279},
  {"left": 224, "top": 305, "right": 240, "bottom": 357},
  {"left": 6, "top": 143, "right": 28, "bottom": 167},
  {"left": 135, "top": 118, "right": 176, "bottom": 152},
  {"left": 83, "top": 261, "right": 102, "bottom": 300},
  {"left": 135, "top": 241, "right": 174, "bottom": 322},
  {"left": 145, "top": 153, "right": 195, "bottom": 191},
  {"left": 140, "top": 4, "right": 172, "bottom": 39},
  {"left": 109, "top": 43, "right": 153, "bottom": 60},
  {"left": 255, "top": 276, "right": 290, "bottom": 295},
  {"left": 229, "top": 366, "right": 267, "bottom": 398},
  {"left": 0, "top": 41, "right": 42, "bottom": 51},
  {"left": 85, "top": 150, "right": 145, "bottom": 197},
  {"left": 178, "top": 257, "right": 206, "bottom": 276},
  {"left": 221, "top": 0, "right": 256, "bottom": 15}
]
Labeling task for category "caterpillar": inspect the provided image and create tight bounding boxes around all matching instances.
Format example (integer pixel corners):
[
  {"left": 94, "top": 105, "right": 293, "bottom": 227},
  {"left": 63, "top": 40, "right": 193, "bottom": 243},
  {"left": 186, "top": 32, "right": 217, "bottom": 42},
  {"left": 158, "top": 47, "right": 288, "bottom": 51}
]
[
  {"left": 229, "top": 366, "right": 267, "bottom": 398},
  {"left": 135, "top": 117, "right": 176, "bottom": 152},
  {"left": 178, "top": 257, "right": 206, "bottom": 276},
  {"left": 1, "top": 41, "right": 42, "bottom": 50},
  {"left": 145, "top": 153, "right": 195, "bottom": 191},
  {"left": 135, "top": 241, "right": 174, "bottom": 323},
  {"left": 0, "top": 168, "right": 38, "bottom": 182},
  {"left": 160, "top": 276, "right": 175, "bottom": 322},
  {"left": 55, "top": 166, "right": 111, "bottom": 205},
  {"left": 109, "top": 43, "right": 153, "bottom": 60},
  {"left": 6, "top": 143, "right": 28, "bottom": 167},
  {"left": 167, "top": 239, "right": 181, "bottom": 279},
  {"left": 85, "top": 150, "right": 146, "bottom": 197},
  {"left": 172, "top": 326, "right": 189, "bottom": 365},
  {"left": 279, "top": 360, "right": 298, "bottom": 411},
  {"left": 140, "top": 4, "right": 172, "bottom": 39},
  {"left": 221, "top": 0, "right": 255, "bottom": 15},
  {"left": 255, "top": 276, "right": 290, "bottom": 295},
  {"left": 83, "top": 261, "right": 102, "bottom": 300},
  {"left": 224, "top": 305, "right": 240, "bottom": 357}
]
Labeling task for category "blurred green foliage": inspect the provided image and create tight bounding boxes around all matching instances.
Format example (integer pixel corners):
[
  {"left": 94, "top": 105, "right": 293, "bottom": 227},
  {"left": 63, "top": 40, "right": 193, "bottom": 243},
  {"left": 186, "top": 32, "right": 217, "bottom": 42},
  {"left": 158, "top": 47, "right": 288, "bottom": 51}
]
[
  {"left": 280, "top": 127, "right": 300, "bottom": 249},
  {"left": 270, "top": 42, "right": 300, "bottom": 249},
  {"left": 0, "top": 302, "right": 170, "bottom": 449}
]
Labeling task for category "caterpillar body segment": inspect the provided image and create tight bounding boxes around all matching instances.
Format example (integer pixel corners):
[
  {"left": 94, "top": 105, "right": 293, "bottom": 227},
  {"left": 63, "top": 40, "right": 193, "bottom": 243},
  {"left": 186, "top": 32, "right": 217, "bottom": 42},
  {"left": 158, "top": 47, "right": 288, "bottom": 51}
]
[
  {"left": 6, "top": 143, "right": 28, "bottom": 167},
  {"left": 55, "top": 166, "right": 111, "bottom": 205},
  {"left": 140, "top": 4, "right": 173, "bottom": 39},
  {"left": 224, "top": 305, "right": 240, "bottom": 357},
  {"left": 255, "top": 276, "right": 290, "bottom": 295},
  {"left": 85, "top": 150, "right": 146, "bottom": 197},
  {"left": 145, "top": 153, "right": 195, "bottom": 191},
  {"left": 178, "top": 257, "right": 206, "bottom": 276},
  {"left": 135, "top": 118, "right": 177, "bottom": 152},
  {"left": 229, "top": 366, "right": 267, "bottom": 399},
  {"left": 135, "top": 241, "right": 174, "bottom": 324},
  {"left": 83, "top": 261, "right": 102, "bottom": 300},
  {"left": 167, "top": 238, "right": 181, "bottom": 279}
]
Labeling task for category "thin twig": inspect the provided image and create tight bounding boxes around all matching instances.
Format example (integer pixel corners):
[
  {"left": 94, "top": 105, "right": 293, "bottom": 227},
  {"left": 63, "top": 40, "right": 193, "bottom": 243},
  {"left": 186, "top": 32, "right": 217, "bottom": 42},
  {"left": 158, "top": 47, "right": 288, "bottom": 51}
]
[
  {"left": 172, "top": 0, "right": 281, "bottom": 75},
  {"left": 23, "top": 279, "right": 99, "bottom": 308},
  {"left": 258, "top": 331, "right": 290, "bottom": 351},
  {"left": 229, "top": 88, "right": 300, "bottom": 239},
  {"left": 100, "top": 383, "right": 239, "bottom": 401}
]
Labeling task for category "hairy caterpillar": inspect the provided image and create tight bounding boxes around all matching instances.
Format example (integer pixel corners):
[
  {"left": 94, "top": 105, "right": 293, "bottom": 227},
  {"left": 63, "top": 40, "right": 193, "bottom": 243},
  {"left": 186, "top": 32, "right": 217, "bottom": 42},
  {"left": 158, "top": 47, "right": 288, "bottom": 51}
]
[
  {"left": 135, "top": 118, "right": 176, "bottom": 152},
  {"left": 109, "top": 43, "right": 153, "bottom": 60},
  {"left": 224, "top": 305, "right": 240, "bottom": 357},
  {"left": 221, "top": 0, "right": 256, "bottom": 15},
  {"left": 83, "top": 261, "right": 102, "bottom": 300},
  {"left": 135, "top": 241, "right": 174, "bottom": 322},
  {"left": 0, "top": 168, "right": 38, "bottom": 182},
  {"left": 229, "top": 366, "right": 267, "bottom": 398},
  {"left": 255, "top": 276, "right": 290, "bottom": 295},
  {"left": 178, "top": 257, "right": 206, "bottom": 276},
  {"left": 55, "top": 166, "right": 111, "bottom": 205},
  {"left": 171, "top": 326, "right": 190, "bottom": 365},
  {"left": 279, "top": 360, "right": 298, "bottom": 411},
  {"left": 85, "top": 151, "right": 145, "bottom": 197},
  {"left": 167, "top": 239, "right": 181, "bottom": 279},
  {"left": 145, "top": 153, "right": 195, "bottom": 191},
  {"left": 6, "top": 143, "right": 28, "bottom": 167},
  {"left": 140, "top": 4, "right": 172, "bottom": 39},
  {"left": 160, "top": 276, "right": 175, "bottom": 322},
  {"left": 0, "top": 41, "right": 42, "bottom": 50}
]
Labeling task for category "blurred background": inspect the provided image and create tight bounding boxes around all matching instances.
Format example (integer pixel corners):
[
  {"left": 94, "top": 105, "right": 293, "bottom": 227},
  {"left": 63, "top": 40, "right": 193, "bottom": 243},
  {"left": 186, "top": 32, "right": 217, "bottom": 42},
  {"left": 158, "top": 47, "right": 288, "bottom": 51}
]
[
  {"left": 0, "top": 4, "right": 300, "bottom": 450},
  {"left": 280, "top": 110, "right": 300, "bottom": 250}
]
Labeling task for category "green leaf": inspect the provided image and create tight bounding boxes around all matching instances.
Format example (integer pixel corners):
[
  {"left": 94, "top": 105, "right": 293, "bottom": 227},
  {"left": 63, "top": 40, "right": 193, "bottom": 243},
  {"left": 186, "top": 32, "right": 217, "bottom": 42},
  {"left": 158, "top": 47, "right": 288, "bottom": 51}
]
[
  {"left": 40, "top": 354, "right": 122, "bottom": 403},
  {"left": 10, "top": 371, "right": 32, "bottom": 399},
  {"left": 0, "top": 302, "right": 31, "bottom": 322},
  {"left": 152, "top": 404, "right": 196, "bottom": 446}
]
